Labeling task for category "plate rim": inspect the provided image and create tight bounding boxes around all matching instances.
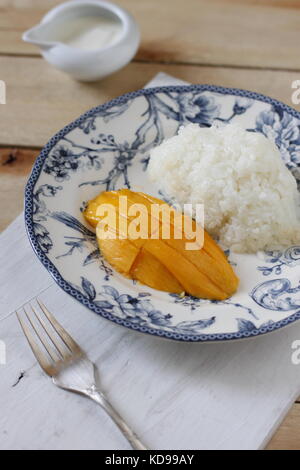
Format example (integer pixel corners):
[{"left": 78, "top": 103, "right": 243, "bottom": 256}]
[{"left": 24, "top": 83, "right": 300, "bottom": 342}]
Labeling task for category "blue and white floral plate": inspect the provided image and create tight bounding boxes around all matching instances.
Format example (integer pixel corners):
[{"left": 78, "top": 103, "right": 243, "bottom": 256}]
[{"left": 25, "top": 85, "right": 300, "bottom": 342}]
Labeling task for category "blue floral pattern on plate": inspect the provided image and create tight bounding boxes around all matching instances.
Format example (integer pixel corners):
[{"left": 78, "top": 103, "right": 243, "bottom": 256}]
[
  {"left": 257, "top": 247, "right": 300, "bottom": 276},
  {"left": 25, "top": 85, "right": 300, "bottom": 342}
]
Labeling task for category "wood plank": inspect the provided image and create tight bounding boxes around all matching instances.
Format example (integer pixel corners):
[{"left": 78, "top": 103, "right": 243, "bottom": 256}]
[
  {"left": 1, "top": 0, "right": 300, "bottom": 70},
  {"left": 132, "top": 0, "right": 300, "bottom": 70},
  {"left": 222, "top": 0, "right": 300, "bottom": 7},
  {"left": 1, "top": 55, "right": 300, "bottom": 148},
  {"left": 266, "top": 403, "right": 300, "bottom": 450},
  {"left": 0, "top": 148, "right": 39, "bottom": 231}
]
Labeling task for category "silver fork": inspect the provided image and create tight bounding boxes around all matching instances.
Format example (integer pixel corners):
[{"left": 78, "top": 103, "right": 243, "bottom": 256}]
[{"left": 16, "top": 300, "right": 147, "bottom": 450}]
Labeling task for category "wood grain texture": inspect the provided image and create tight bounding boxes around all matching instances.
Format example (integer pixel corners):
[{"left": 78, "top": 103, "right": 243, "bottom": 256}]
[
  {"left": 1, "top": 55, "right": 300, "bottom": 148},
  {"left": 1, "top": 0, "right": 300, "bottom": 70},
  {"left": 0, "top": 148, "right": 39, "bottom": 231},
  {"left": 267, "top": 404, "right": 300, "bottom": 450}
]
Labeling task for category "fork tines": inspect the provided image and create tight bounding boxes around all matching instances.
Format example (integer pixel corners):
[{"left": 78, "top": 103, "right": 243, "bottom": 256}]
[{"left": 16, "top": 300, "right": 82, "bottom": 377}]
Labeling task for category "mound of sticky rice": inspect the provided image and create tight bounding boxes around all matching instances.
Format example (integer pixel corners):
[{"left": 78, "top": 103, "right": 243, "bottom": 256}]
[{"left": 148, "top": 123, "right": 300, "bottom": 253}]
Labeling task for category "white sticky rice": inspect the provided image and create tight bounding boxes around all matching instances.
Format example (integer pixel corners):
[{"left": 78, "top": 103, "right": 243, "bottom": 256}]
[{"left": 148, "top": 123, "right": 300, "bottom": 253}]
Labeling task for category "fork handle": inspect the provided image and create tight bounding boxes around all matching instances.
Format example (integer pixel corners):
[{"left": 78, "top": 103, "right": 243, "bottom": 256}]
[{"left": 87, "top": 386, "right": 147, "bottom": 450}]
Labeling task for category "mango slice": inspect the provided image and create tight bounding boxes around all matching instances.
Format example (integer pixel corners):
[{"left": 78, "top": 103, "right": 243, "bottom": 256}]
[
  {"left": 131, "top": 248, "right": 183, "bottom": 293},
  {"left": 83, "top": 190, "right": 239, "bottom": 300}
]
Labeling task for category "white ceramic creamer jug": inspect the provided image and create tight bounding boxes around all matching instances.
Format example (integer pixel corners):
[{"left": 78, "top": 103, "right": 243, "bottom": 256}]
[{"left": 22, "top": 0, "right": 140, "bottom": 81}]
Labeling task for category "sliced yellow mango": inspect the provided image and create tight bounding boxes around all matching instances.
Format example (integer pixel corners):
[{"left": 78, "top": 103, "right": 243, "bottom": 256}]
[
  {"left": 143, "top": 239, "right": 228, "bottom": 299},
  {"left": 131, "top": 248, "right": 183, "bottom": 293},
  {"left": 97, "top": 232, "right": 139, "bottom": 274},
  {"left": 84, "top": 189, "right": 239, "bottom": 300}
]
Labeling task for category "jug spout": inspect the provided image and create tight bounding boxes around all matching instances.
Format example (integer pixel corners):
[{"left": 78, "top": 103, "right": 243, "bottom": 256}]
[{"left": 22, "top": 24, "right": 57, "bottom": 48}]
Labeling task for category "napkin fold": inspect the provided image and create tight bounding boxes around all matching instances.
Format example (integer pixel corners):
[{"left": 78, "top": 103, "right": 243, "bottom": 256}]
[{"left": 0, "top": 73, "right": 299, "bottom": 450}]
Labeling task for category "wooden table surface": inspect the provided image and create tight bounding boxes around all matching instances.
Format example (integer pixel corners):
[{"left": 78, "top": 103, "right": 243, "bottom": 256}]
[{"left": 0, "top": 0, "right": 299, "bottom": 450}]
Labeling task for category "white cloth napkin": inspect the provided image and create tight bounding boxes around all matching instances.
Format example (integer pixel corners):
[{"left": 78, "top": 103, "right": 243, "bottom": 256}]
[{"left": 0, "top": 73, "right": 300, "bottom": 450}]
